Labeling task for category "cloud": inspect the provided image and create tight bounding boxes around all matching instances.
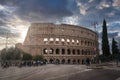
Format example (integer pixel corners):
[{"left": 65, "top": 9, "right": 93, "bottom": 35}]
[
  {"left": 76, "top": 0, "right": 90, "bottom": 15},
  {"left": 0, "top": 3, "right": 30, "bottom": 39},
  {"left": 0, "top": 0, "right": 120, "bottom": 51},
  {"left": 0, "top": 0, "right": 119, "bottom": 28},
  {"left": 88, "top": 0, "right": 94, "bottom": 3},
  {"left": 108, "top": 32, "right": 119, "bottom": 38},
  {"left": 0, "top": 25, "right": 21, "bottom": 38},
  {"left": 99, "top": 31, "right": 118, "bottom": 38},
  {"left": 108, "top": 21, "right": 120, "bottom": 32},
  {"left": 112, "top": 0, "right": 120, "bottom": 8},
  {"left": 0, "top": 26, "right": 10, "bottom": 37},
  {"left": 0, "top": 0, "right": 75, "bottom": 47},
  {"left": 0, "top": 4, "right": 16, "bottom": 38},
  {"left": 96, "top": 0, "right": 111, "bottom": 10},
  {"left": 10, "top": 0, "right": 73, "bottom": 22},
  {"left": 61, "top": 15, "right": 80, "bottom": 25}
]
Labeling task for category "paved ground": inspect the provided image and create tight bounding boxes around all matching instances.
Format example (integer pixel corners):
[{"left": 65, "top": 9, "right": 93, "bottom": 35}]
[
  {"left": 0, "top": 64, "right": 90, "bottom": 80},
  {"left": 0, "top": 64, "right": 120, "bottom": 80},
  {"left": 52, "top": 69, "right": 120, "bottom": 80}
]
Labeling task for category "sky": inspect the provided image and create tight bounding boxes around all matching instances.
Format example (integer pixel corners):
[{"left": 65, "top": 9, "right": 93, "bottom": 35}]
[{"left": 0, "top": 0, "right": 120, "bottom": 52}]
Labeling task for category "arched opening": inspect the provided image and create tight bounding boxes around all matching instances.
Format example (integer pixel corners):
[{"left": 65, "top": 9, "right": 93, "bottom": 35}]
[
  {"left": 81, "top": 40, "right": 83, "bottom": 45},
  {"left": 62, "top": 59, "right": 65, "bottom": 64},
  {"left": 62, "top": 49, "right": 65, "bottom": 55},
  {"left": 77, "top": 49, "right": 80, "bottom": 55},
  {"left": 73, "top": 59, "right": 76, "bottom": 64},
  {"left": 50, "top": 48, "right": 54, "bottom": 54},
  {"left": 49, "top": 38, "right": 54, "bottom": 44},
  {"left": 67, "top": 39, "right": 70, "bottom": 43},
  {"left": 61, "top": 38, "right": 65, "bottom": 45},
  {"left": 88, "top": 42, "right": 90, "bottom": 46},
  {"left": 72, "top": 49, "right": 75, "bottom": 55},
  {"left": 55, "top": 59, "right": 60, "bottom": 64},
  {"left": 82, "top": 59, "right": 84, "bottom": 64},
  {"left": 78, "top": 59, "right": 80, "bottom": 64},
  {"left": 56, "top": 48, "right": 60, "bottom": 54},
  {"left": 44, "top": 59, "right": 48, "bottom": 64},
  {"left": 67, "top": 59, "right": 71, "bottom": 64},
  {"left": 43, "top": 48, "right": 48, "bottom": 54},
  {"left": 76, "top": 40, "right": 79, "bottom": 45},
  {"left": 49, "top": 59, "right": 54, "bottom": 64},
  {"left": 67, "top": 49, "right": 71, "bottom": 55}
]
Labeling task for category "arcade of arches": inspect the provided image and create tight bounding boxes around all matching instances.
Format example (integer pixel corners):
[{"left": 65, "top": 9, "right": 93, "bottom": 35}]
[
  {"left": 43, "top": 48, "right": 94, "bottom": 64},
  {"left": 44, "top": 58, "right": 87, "bottom": 64}
]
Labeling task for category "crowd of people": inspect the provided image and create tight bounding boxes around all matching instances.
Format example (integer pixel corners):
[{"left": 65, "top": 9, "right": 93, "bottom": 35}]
[{"left": 1, "top": 60, "right": 47, "bottom": 68}]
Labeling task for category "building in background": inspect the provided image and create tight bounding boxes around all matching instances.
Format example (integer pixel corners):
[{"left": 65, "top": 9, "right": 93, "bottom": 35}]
[{"left": 16, "top": 23, "right": 99, "bottom": 64}]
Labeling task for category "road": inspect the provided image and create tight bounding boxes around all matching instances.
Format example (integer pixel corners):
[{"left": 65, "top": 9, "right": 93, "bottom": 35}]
[
  {"left": 53, "top": 69, "right": 120, "bottom": 80},
  {"left": 0, "top": 64, "right": 120, "bottom": 80}
]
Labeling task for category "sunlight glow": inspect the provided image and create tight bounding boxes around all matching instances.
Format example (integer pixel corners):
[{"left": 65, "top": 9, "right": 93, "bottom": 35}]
[{"left": 21, "top": 30, "right": 27, "bottom": 40}]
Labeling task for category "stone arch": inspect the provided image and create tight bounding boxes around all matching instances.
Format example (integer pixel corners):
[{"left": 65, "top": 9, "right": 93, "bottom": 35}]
[
  {"left": 49, "top": 59, "right": 54, "bottom": 64},
  {"left": 43, "top": 48, "right": 48, "bottom": 54},
  {"left": 73, "top": 59, "right": 76, "bottom": 64},
  {"left": 55, "top": 59, "right": 60, "bottom": 64},
  {"left": 78, "top": 59, "right": 80, "bottom": 64},
  {"left": 77, "top": 49, "right": 80, "bottom": 55},
  {"left": 62, "top": 49, "right": 65, "bottom": 55},
  {"left": 67, "top": 49, "right": 71, "bottom": 55},
  {"left": 88, "top": 41, "right": 90, "bottom": 46},
  {"left": 81, "top": 40, "right": 83, "bottom": 45},
  {"left": 62, "top": 59, "right": 65, "bottom": 64},
  {"left": 56, "top": 48, "right": 60, "bottom": 54},
  {"left": 82, "top": 59, "right": 84, "bottom": 64},
  {"left": 50, "top": 48, "right": 54, "bottom": 54},
  {"left": 72, "top": 49, "right": 75, "bottom": 55},
  {"left": 67, "top": 59, "right": 71, "bottom": 64},
  {"left": 82, "top": 49, "right": 84, "bottom": 55}
]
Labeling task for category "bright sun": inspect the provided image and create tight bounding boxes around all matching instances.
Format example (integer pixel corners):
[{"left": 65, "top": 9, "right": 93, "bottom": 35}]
[{"left": 21, "top": 31, "right": 27, "bottom": 40}]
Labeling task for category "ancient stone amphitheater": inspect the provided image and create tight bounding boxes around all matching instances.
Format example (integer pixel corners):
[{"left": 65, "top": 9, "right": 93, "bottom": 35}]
[{"left": 16, "top": 23, "right": 99, "bottom": 64}]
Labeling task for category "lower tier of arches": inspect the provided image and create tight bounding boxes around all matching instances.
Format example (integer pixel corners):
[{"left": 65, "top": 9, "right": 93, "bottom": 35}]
[{"left": 44, "top": 57, "right": 93, "bottom": 64}]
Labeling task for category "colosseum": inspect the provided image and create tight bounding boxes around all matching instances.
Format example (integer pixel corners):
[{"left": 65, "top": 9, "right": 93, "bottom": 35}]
[{"left": 16, "top": 23, "right": 99, "bottom": 64}]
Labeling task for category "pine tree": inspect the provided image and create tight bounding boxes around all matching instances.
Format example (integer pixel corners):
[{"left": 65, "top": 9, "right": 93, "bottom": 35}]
[
  {"left": 102, "top": 19, "right": 110, "bottom": 56},
  {"left": 112, "top": 37, "right": 119, "bottom": 55}
]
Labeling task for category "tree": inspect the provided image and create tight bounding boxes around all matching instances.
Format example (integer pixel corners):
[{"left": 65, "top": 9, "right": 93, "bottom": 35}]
[
  {"left": 33, "top": 55, "right": 44, "bottom": 61},
  {"left": 22, "top": 52, "right": 32, "bottom": 61},
  {"left": 102, "top": 19, "right": 110, "bottom": 57},
  {"left": 112, "top": 37, "right": 120, "bottom": 65},
  {"left": 112, "top": 37, "right": 119, "bottom": 55},
  {"left": 0, "top": 47, "right": 22, "bottom": 61}
]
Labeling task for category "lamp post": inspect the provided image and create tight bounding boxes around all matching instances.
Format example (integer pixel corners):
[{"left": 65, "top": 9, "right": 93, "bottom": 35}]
[{"left": 92, "top": 21, "right": 99, "bottom": 64}]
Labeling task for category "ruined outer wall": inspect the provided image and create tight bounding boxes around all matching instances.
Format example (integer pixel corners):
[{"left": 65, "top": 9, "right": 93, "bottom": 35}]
[{"left": 16, "top": 23, "right": 99, "bottom": 64}]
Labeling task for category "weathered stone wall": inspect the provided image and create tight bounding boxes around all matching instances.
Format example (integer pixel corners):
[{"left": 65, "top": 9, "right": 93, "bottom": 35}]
[{"left": 16, "top": 23, "right": 99, "bottom": 64}]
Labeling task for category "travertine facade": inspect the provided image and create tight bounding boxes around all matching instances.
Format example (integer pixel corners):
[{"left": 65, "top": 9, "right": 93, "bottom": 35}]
[{"left": 16, "top": 23, "right": 99, "bottom": 64}]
